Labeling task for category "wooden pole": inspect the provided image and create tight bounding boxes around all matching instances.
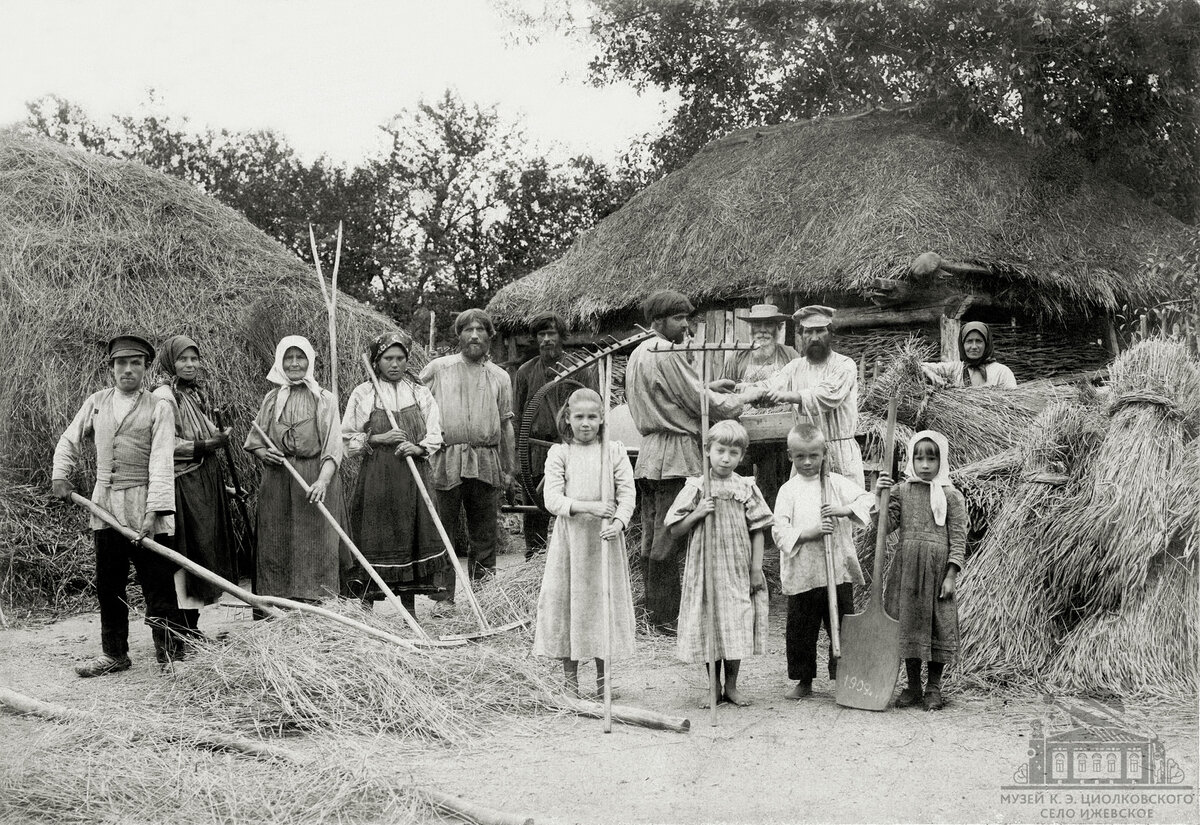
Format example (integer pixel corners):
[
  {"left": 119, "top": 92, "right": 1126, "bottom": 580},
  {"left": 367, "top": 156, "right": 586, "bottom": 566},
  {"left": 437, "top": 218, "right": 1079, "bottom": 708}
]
[
  {"left": 329, "top": 221, "right": 343, "bottom": 403},
  {"left": 428, "top": 310, "right": 436, "bottom": 352},
  {"left": 358, "top": 353, "right": 491, "bottom": 632},
  {"left": 250, "top": 423, "right": 430, "bottom": 640},
  {"left": 599, "top": 354, "right": 614, "bottom": 733},
  {"left": 820, "top": 462, "right": 841, "bottom": 659},
  {"left": 66, "top": 493, "right": 453, "bottom": 650},
  {"left": 539, "top": 692, "right": 691, "bottom": 733},
  {"left": 418, "top": 788, "right": 535, "bottom": 825},
  {"left": 700, "top": 353, "right": 719, "bottom": 726}
]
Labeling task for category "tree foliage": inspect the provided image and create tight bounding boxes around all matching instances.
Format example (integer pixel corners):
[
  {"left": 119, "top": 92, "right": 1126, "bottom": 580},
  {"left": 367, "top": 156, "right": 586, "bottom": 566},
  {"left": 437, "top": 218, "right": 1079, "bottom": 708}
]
[
  {"left": 578, "top": 0, "right": 1200, "bottom": 222},
  {"left": 23, "top": 90, "right": 639, "bottom": 342}
]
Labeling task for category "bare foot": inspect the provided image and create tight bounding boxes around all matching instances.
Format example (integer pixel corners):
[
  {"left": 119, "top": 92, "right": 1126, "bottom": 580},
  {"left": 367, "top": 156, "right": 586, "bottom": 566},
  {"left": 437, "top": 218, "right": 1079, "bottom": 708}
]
[
  {"left": 723, "top": 686, "right": 752, "bottom": 706},
  {"left": 698, "top": 690, "right": 728, "bottom": 709},
  {"left": 784, "top": 681, "right": 812, "bottom": 700}
]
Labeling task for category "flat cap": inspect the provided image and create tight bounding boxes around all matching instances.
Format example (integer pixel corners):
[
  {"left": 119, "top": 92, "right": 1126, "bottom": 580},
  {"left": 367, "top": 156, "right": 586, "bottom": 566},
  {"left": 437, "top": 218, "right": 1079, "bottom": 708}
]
[
  {"left": 107, "top": 334, "right": 155, "bottom": 361},
  {"left": 793, "top": 305, "right": 835, "bottom": 328}
]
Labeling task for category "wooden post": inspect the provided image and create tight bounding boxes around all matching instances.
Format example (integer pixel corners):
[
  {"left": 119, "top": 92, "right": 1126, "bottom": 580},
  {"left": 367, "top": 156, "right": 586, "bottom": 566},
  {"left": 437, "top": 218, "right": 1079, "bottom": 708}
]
[
  {"left": 1106, "top": 318, "right": 1121, "bottom": 355},
  {"left": 428, "top": 310, "right": 436, "bottom": 352},
  {"left": 858, "top": 353, "right": 866, "bottom": 386},
  {"left": 939, "top": 313, "right": 960, "bottom": 362},
  {"left": 1139, "top": 313, "right": 1149, "bottom": 341}
]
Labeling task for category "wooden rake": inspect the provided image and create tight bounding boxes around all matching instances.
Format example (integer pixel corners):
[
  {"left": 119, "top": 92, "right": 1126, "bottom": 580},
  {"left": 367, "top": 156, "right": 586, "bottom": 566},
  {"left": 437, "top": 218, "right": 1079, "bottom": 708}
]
[
  {"left": 358, "top": 353, "right": 527, "bottom": 642},
  {"left": 643, "top": 328, "right": 757, "bottom": 726}
]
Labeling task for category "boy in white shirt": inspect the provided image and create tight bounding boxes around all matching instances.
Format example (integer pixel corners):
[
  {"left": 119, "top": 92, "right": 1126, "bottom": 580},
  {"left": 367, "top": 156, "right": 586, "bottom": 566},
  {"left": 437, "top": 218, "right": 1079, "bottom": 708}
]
[{"left": 772, "top": 423, "right": 873, "bottom": 698}]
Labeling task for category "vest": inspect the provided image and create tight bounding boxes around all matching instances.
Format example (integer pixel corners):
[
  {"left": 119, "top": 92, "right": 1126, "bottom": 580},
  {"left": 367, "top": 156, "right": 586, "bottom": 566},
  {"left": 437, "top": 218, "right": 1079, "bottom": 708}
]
[{"left": 90, "top": 389, "right": 158, "bottom": 490}]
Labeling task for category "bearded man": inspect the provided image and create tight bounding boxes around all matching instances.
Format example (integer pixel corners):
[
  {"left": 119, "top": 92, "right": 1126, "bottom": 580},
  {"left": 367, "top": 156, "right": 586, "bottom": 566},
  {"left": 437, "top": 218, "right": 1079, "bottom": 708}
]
[{"left": 740, "top": 305, "right": 864, "bottom": 488}]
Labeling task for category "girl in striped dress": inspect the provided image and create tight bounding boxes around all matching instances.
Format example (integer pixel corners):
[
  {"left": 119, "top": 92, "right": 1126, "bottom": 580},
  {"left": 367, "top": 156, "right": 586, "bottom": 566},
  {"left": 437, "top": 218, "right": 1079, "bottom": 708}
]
[{"left": 665, "top": 420, "right": 773, "bottom": 707}]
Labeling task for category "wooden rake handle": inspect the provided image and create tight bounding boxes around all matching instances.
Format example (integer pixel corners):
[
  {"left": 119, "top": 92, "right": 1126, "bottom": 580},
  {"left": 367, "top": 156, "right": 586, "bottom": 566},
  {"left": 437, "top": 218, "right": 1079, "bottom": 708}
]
[{"left": 359, "top": 353, "right": 490, "bottom": 632}]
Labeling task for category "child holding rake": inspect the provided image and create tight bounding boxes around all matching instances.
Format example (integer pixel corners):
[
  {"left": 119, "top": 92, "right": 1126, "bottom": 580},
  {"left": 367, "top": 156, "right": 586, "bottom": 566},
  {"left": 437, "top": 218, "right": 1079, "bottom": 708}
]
[
  {"left": 666, "top": 420, "right": 773, "bottom": 707},
  {"left": 875, "top": 430, "right": 967, "bottom": 711},
  {"left": 533, "top": 388, "right": 636, "bottom": 698},
  {"left": 772, "top": 423, "right": 874, "bottom": 699}
]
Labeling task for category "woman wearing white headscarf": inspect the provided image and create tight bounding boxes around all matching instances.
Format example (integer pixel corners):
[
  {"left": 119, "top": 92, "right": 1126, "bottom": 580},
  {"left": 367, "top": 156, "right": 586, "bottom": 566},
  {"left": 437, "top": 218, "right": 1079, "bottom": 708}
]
[{"left": 244, "top": 335, "right": 346, "bottom": 602}]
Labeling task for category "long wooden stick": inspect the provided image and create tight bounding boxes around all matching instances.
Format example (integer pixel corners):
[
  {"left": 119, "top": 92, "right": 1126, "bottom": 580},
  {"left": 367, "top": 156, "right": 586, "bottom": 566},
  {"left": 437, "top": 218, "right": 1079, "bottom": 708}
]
[
  {"left": 67, "top": 492, "right": 453, "bottom": 650},
  {"left": 871, "top": 398, "right": 900, "bottom": 609},
  {"left": 359, "top": 354, "right": 490, "bottom": 632},
  {"left": 250, "top": 423, "right": 429, "bottom": 640},
  {"left": 820, "top": 461, "right": 841, "bottom": 658},
  {"left": 539, "top": 692, "right": 691, "bottom": 733},
  {"left": 417, "top": 788, "right": 534, "bottom": 825},
  {"left": 699, "top": 353, "right": 719, "bottom": 726},
  {"left": 330, "top": 221, "right": 342, "bottom": 402},
  {"left": 599, "top": 354, "right": 614, "bottom": 733}
]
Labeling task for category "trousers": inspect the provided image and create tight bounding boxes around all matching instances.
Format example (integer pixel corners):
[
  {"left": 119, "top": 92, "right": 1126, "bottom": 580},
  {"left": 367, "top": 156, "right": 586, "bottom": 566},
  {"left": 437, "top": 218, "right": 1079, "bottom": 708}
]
[
  {"left": 786, "top": 583, "right": 853, "bottom": 682},
  {"left": 435, "top": 478, "right": 500, "bottom": 600},
  {"left": 94, "top": 528, "right": 181, "bottom": 658}
]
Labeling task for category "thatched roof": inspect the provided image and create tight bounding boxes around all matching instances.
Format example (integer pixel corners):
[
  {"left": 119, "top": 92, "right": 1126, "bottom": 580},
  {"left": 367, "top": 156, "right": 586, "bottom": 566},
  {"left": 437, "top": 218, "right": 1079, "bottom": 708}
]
[
  {"left": 0, "top": 132, "right": 409, "bottom": 606},
  {"left": 488, "top": 113, "right": 1193, "bottom": 330}
]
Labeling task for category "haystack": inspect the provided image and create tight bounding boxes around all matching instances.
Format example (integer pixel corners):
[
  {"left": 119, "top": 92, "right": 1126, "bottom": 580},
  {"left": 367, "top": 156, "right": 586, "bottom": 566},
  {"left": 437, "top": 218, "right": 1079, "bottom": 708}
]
[
  {"left": 0, "top": 132, "right": 414, "bottom": 609},
  {"left": 957, "top": 340, "right": 1199, "bottom": 698}
]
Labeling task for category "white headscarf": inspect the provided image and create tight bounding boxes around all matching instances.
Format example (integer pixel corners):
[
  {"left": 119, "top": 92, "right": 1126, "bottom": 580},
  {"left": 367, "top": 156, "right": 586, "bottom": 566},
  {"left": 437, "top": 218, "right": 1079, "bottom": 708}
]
[
  {"left": 904, "top": 429, "right": 953, "bottom": 526},
  {"left": 266, "top": 335, "right": 322, "bottom": 420}
]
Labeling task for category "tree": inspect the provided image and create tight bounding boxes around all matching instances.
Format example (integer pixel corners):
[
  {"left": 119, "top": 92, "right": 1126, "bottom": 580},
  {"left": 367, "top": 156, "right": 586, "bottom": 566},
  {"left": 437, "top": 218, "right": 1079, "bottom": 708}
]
[{"left": 566, "top": 0, "right": 1200, "bottom": 222}]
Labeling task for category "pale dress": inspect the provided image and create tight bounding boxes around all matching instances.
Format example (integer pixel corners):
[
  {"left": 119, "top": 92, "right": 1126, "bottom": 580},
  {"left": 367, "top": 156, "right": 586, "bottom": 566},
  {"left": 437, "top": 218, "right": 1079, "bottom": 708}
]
[
  {"left": 533, "top": 441, "right": 637, "bottom": 660},
  {"left": 666, "top": 473, "right": 773, "bottom": 662}
]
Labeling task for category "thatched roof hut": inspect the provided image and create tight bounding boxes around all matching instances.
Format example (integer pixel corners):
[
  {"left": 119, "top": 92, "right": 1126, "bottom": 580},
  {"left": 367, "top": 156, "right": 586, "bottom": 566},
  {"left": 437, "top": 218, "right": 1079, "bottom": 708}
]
[
  {"left": 0, "top": 132, "right": 412, "bottom": 608},
  {"left": 488, "top": 113, "right": 1193, "bottom": 377}
]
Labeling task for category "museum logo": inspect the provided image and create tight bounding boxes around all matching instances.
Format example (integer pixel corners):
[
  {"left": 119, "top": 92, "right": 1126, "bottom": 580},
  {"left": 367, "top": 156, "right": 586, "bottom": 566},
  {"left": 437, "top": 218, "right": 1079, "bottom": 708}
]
[{"left": 1000, "top": 696, "right": 1194, "bottom": 821}]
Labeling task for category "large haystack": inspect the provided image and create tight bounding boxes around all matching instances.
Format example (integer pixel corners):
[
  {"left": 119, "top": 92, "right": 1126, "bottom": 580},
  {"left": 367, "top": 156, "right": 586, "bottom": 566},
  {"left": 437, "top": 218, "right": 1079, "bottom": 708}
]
[
  {"left": 0, "top": 132, "right": 413, "bottom": 609},
  {"left": 488, "top": 113, "right": 1189, "bottom": 330}
]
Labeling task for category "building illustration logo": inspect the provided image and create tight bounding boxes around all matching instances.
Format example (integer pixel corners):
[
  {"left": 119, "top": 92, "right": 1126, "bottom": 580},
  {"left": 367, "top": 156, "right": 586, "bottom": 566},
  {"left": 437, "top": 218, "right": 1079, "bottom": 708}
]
[{"left": 1000, "top": 696, "right": 1194, "bottom": 821}]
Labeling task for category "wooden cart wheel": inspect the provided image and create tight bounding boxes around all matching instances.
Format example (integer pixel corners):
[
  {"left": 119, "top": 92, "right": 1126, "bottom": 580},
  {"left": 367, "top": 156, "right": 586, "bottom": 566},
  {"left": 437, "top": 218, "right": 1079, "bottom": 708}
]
[{"left": 518, "top": 377, "right": 587, "bottom": 511}]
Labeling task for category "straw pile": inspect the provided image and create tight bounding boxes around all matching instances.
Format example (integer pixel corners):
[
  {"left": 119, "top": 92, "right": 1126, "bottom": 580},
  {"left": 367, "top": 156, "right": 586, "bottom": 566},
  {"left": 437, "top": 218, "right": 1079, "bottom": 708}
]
[
  {"left": 167, "top": 601, "right": 561, "bottom": 744},
  {"left": 0, "top": 725, "right": 421, "bottom": 825},
  {"left": 957, "top": 340, "right": 1200, "bottom": 698},
  {"left": 0, "top": 132, "right": 416, "bottom": 609}
]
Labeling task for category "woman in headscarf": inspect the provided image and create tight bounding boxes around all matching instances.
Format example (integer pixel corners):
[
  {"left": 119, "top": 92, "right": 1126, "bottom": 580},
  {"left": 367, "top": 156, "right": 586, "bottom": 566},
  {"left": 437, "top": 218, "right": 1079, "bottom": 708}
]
[
  {"left": 717, "top": 303, "right": 799, "bottom": 508},
  {"left": 921, "top": 321, "right": 1017, "bottom": 388},
  {"left": 244, "top": 335, "right": 346, "bottom": 603},
  {"left": 152, "top": 335, "right": 238, "bottom": 650},
  {"left": 341, "top": 331, "right": 448, "bottom": 616}
]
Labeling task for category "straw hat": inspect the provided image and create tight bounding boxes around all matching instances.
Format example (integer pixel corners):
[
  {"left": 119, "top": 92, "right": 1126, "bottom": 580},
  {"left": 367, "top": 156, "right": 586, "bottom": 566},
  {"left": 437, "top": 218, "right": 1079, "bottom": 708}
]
[{"left": 736, "top": 303, "right": 789, "bottom": 323}]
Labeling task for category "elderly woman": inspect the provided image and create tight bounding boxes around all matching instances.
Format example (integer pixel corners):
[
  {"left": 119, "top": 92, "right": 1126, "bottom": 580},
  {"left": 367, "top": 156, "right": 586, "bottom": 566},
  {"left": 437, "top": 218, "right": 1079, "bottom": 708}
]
[
  {"left": 152, "top": 335, "right": 237, "bottom": 650},
  {"left": 921, "top": 322, "right": 1017, "bottom": 388},
  {"left": 341, "top": 331, "right": 448, "bottom": 615},
  {"left": 244, "top": 335, "right": 346, "bottom": 604},
  {"left": 718, "top": 303, "right": 798, "bottom": 507}
]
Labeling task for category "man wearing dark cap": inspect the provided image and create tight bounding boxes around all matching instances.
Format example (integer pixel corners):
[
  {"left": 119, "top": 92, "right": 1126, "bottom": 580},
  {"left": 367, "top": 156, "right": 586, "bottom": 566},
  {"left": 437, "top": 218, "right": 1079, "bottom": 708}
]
[
  {"left": 625, "top": 289, "right": 745, "bottom": 633},
  {"left": 52, "top": 334, "right": 183, "bottom": 676},
  {"left": 740, "top": 305, "right": 864, "bottom": 487},
  {"left": 512, "top": 311, "right": 597, "bottom": 560},
  {"left": 420, "top": 308, "right": 515, "bottom": 607}
]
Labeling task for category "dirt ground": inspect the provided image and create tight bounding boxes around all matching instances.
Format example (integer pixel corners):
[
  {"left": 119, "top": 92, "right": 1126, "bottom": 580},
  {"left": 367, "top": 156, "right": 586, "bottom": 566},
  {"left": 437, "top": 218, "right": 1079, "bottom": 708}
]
[{"left": 2, "top": 543, "right": 1198, "bottom": 825}]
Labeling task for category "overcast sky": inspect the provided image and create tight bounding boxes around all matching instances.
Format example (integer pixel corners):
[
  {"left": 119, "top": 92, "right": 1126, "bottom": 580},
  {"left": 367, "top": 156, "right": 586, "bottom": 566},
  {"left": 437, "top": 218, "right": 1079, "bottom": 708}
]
[{"left": 0, "top": 0, "right": 672, "bottom": 165}]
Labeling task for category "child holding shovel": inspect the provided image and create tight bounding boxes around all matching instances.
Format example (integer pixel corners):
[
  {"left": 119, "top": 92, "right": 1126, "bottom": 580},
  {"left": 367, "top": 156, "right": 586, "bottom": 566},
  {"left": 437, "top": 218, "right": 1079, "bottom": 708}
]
[
  {"left": 772, "top": 423, "right": 874, "bottom": 699},
  {"left": 665, "top": 420, "right": 773, "bottom": 707},
  {"left": 875, "top": 430, "right": 967, "bottom": 711},
  {"left": 533, "top": 388, "right": 636, "bottom": 699}
]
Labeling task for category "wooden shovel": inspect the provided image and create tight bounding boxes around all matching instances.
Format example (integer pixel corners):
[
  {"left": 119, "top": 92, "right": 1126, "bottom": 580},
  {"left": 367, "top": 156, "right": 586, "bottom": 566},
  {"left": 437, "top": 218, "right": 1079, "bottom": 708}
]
[
  {"left": 359, "top": 354, "right": 526, "bottom": 642},
  {"left": 834, "top": 395, "right": 900, "bottom": 710}
]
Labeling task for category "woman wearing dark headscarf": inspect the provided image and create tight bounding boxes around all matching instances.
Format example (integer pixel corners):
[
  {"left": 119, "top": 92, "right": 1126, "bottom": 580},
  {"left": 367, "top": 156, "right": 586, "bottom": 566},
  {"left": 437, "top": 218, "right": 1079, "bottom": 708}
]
[
  {"left": 152, "top": 335, "right": 237, "bottom": 651},
  {"left": 921, "top": 322, "right": 1017, "bottom": 388},
  {"left": 341, "top": 331, "right": 448, "bottom": 615},
  {"left": 244, "top": 335, "right": 347, "bottom": 603}
]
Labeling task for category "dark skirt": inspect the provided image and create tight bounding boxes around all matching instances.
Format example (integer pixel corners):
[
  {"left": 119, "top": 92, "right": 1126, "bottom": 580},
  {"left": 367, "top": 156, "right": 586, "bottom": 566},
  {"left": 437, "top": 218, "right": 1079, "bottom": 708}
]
[
  {"left": 256, "top": 455, "right": 347, "bottom": 601},
  {"left": 348, "top": 406, "right": 448, "bottom": 599},
  {"left": 174, "top": 459, "right": 237, "bottom": 603}
]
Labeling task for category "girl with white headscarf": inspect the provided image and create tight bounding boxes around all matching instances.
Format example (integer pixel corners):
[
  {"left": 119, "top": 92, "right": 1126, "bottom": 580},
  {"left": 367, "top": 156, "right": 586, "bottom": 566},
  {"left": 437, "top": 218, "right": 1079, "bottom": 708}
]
[
  {"left": 244, "top": 335, "right": 347, "bottom": 603},
  {"left": 874, "top": 429, "right": 967, "bottom": 711}
]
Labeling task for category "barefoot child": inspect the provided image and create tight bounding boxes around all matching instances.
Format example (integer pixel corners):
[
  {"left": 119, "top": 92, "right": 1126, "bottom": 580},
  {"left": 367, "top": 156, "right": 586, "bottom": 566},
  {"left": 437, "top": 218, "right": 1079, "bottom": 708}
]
[
  {"left": 875, "top": 430, "right": 967, "bottom": 711},
  {"left": 665, "top": 420, "right": 772, "bottom": 707},
  {"left": 772, "top": 423, "right": 874, "bottom": 698},
  {"left": 533, "top": 388, "right": 636, "bottom": 698}
]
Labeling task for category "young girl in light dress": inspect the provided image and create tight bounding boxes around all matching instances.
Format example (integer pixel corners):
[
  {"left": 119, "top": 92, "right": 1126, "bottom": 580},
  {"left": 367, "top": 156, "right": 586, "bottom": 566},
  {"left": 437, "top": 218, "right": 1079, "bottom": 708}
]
[{"left": 533, "top": 388, "right": 636, "bottom": 698}]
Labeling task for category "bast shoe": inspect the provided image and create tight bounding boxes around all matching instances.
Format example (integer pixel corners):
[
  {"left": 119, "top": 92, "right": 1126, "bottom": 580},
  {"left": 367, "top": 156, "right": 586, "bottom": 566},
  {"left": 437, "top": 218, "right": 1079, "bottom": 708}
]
[{"left": 74, "top": 654, "right": 132, "bottom": 678}]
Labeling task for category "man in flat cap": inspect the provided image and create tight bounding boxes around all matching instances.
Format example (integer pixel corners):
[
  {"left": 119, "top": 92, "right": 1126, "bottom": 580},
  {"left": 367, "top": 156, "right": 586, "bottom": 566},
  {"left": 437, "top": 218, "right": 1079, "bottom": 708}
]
[
  {"left": 739, "top": 305, "right": 864, "bottom": 487},
  {"left": 625, "top": 289, "right": 745, "bottom": 633},
  {"left": 512, "top": 311, "right": 597, "bottom": 561},
  {"left": 52, "top": 334, "right": 184, "bottom": 676}
]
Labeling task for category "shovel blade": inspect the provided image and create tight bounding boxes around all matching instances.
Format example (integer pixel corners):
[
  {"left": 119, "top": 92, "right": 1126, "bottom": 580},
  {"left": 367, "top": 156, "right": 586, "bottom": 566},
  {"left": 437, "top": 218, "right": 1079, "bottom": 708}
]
[{"left": 835, "top": 603, "right": 900, "bottom": 711}]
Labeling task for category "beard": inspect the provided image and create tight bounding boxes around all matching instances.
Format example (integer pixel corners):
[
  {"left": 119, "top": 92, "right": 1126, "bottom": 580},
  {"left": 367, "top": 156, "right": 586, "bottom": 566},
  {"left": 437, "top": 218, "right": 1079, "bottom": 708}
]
[{"left": 805, "top": 340, "right": 830, "bottom": 361}]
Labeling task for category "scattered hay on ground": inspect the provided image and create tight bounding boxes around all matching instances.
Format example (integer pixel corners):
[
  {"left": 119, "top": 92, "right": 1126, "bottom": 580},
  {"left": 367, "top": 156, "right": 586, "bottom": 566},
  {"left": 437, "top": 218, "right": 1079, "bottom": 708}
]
[
  {"left": 166, "top": 600, "right": 562, "bottom": 745},
  {"left": 0, "top": 724, "right": 421, "bottom": 825}
]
